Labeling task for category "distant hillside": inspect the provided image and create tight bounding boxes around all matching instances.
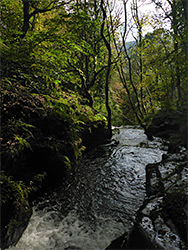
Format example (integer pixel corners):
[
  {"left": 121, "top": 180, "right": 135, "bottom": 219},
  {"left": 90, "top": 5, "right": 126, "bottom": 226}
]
[{"left": 125, "top": 40, "right": 136, "bottom": 50}]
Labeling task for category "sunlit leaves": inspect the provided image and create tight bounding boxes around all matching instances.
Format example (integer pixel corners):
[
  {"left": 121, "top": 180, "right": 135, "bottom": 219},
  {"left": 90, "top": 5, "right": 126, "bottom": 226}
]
[{"left": 0, "top": 0, "right": 23, "bottom": 43}]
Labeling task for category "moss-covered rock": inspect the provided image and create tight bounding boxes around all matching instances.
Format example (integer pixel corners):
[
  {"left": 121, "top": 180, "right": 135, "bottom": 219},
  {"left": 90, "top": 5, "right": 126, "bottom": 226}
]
[
  {"left": 81, "top": 121, "right": 109, "bottom": 151},
  {"left": 0, "top": 173, "right": 32, "bottom": 249},
  {"left": 2, "top": 86, "right": 72, "bottom": 183}
]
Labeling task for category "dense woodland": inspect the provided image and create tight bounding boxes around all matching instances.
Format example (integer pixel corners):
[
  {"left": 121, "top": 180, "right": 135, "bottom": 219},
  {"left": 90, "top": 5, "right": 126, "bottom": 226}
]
[
  {"left": 0, "top": 0, "right": 188, "bottom": 248},
  {"left": 1, "top": 0, "right": 187, "bottom": 126}
]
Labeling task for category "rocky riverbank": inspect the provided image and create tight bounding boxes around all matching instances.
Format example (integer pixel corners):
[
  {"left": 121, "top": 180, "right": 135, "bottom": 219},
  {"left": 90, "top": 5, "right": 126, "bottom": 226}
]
[
  {"left": 106, "top": 109, "right": 187, "bottom": 249},
  {"left": 107, "top": 149, "right": 187, "bottom": 249}
]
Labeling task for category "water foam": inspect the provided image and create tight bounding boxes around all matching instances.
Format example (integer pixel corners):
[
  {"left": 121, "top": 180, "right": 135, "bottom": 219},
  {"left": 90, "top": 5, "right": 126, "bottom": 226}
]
[{"left": 9, "top": 209, "right": 125, "bottom": 250}]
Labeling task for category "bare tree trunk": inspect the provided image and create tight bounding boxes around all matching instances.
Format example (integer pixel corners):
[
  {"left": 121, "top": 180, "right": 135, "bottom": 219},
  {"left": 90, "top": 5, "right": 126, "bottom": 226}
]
[
  {"left": 121, "top": 0, "right": 144, "bottom": 120},
  {"left": 132, "top": 0, "right": 146, "bottom": 115}
]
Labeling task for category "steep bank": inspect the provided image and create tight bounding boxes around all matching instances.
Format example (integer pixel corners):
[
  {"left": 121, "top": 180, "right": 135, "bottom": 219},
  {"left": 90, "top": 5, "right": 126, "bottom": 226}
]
[{"left": 1, "top": 83, "right": 109, "bottom": 249}]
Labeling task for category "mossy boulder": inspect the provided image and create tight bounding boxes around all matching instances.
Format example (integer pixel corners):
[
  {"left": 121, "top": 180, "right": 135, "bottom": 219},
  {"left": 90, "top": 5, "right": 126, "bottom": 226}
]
[
  {"left": 1, "top": 84, "right": 78, "bottom": 187},
  {"left": 0, "top": 173, "right": 32, "bottom": 249}
]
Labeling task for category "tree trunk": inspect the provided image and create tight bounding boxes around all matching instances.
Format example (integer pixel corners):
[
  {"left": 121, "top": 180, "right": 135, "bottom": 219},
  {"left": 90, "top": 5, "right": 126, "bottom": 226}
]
[
  {"left": 172, "top": 0, "right": 182, "bottom": 107},
  {"left": 100, "top": 0, "right": 112, "bottom": 138},
  {"left": 133, "top": 0, "right": 146, "bottom": 115},
  {"left": 21, "top": 1, "right": 30, "bottom": 39}
]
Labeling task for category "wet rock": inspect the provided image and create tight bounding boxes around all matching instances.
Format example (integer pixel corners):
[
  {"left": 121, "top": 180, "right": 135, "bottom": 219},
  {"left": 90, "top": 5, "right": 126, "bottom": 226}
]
[
  {"left": 141, "top": 151, "right": 187, "bottom": 249},
  {"left": 161, "top": 191, "right": 188, "bottom": 245},
  {"left": 107, "top": 196, "right": 186, "bottom": 249},
  {"left": 1, "top": 205, "right": 32, "bottom": 250},
  {"left": 146, "top": 163, "right": 164, "bottom": 196},
  {"left": 105, "top": 232, "right": 129, "bottom": 249}
]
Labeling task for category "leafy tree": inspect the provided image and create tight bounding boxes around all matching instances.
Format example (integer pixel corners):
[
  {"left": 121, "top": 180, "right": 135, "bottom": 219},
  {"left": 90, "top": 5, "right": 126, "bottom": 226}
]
[
  {"left": 1, "top": 0, "right": 116, "bottom": 133},
  {"left": 151, "top": 0, "right": 188, "bottom": 107},
  {"left": 110, "top": 0, "right": 188, "bottom": 127},
  {"left": 20, "top": 0, "right": 70, "bottom": 39}
]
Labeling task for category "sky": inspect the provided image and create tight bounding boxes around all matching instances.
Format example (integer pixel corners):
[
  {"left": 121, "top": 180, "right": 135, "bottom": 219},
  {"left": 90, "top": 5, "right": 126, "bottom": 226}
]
[{"left": 115, "top": 0, "right": 171, "bottom": 41}]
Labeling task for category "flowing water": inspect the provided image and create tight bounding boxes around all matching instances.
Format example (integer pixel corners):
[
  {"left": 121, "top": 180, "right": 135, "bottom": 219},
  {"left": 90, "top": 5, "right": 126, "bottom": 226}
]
[{"left": 10, "top": 127, "right": 167, "bottom": 250}]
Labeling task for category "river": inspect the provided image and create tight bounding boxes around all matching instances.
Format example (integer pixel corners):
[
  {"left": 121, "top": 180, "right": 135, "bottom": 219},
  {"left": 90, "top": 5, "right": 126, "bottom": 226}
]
[{"left": 9, "top": 126, "right": 167, "bottom": 250}]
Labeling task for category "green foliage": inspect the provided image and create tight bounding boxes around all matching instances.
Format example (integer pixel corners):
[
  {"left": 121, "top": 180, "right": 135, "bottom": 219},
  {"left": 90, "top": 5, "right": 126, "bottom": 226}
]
[
  {"left": 0, "top": 172, "right": 29, "bottom": 206},
  {"left": 42, "top": 89, "right": 107, "bottom": 126},
  {"left": 73, "top": 138, "right": 86, "bottom": 162},
  {"left": 11, "top": 119, "right": 35, "bottom": 138},
  {"left": 110, "top": 0, "right": 188, "bottom": 126},
  {"left": 4, "top": 119, "right": 34, "bottom": 157},
  {"left": 0, "top": 0, "right": 109, "bottom": 106},
  {"left": 10, "top": 135, "right": 32, "bottom": 156},
  {"left": 63, "top": 156, "right": 72, "bottom": 170},
  {"left": 0, "top": 171, "right": 32, "bottom": 246},
  {"left": 0, "top": 0, "right": 23, "bottom": 43},
  {"left": 0, "top": 1, "right": 109, "bottom": 241},
  {"left": 2, "top": 0, "right": 186, "bottom": 130}
]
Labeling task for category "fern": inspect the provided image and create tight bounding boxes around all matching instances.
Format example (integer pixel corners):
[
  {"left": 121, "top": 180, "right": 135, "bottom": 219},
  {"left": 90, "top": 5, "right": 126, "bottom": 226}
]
[{"left": 10, "top": 135, "right": 32, "bottom": 156}]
